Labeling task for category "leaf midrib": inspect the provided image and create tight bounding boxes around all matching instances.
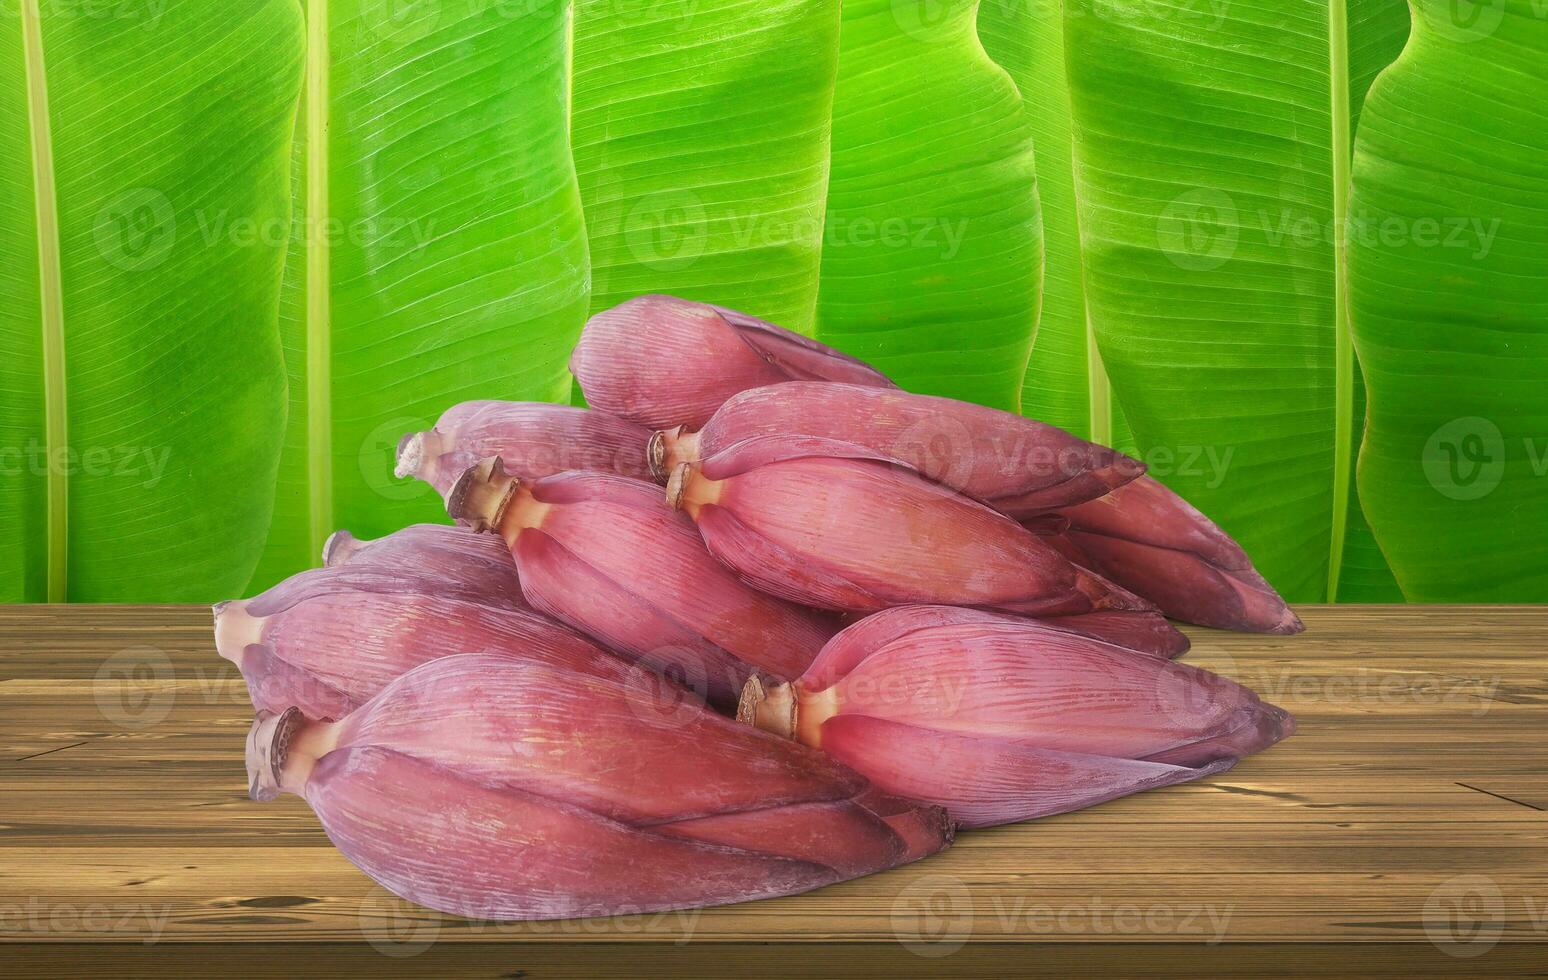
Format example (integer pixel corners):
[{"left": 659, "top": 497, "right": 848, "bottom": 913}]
[
  {"left": 306, "top": 0, "right": 332, "bottom": 555},
  {"left": 1327, "top": 0, "right": 1353, "bottom": 602},
  {"left": 21, "top": 0, "right": 67, "bottom": 602},
  {"left": 1085, "top": 314, "right": 1112, "bottom": 447}
]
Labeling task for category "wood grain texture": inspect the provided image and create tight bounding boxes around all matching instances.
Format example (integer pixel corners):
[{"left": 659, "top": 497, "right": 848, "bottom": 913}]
[{"left": 2, "top": 605, "right": 1546, "bottom": 977}]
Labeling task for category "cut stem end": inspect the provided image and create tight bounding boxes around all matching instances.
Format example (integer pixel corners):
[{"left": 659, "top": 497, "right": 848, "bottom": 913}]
[
  {"left": 394, "top": 430, "right": 442, "bottom": 480},
  {"left": 212, "top": 600, "right": 262, "bottom": 664},
  {"left": 446, "top": 457, "right": 521, "bottom": 534},
  {"left": 246, "top": 707, "right": 304, "bottom": 801},
  {"left": 648, "top": 426, "right": 698, "bottom": 484},
  {"left": 246, "top": 707, "right": 339, "bottom": 802},
  {"left": 737, "top": 676, "right": 797, "bottom": 740},
  {"left": 666, "top": 460, "right": 720, "bottom": 518},
  {"left": 647, "top": 430, "right": 667, "bottom": 483},
  {"left": 321, "top": 529, "right": 365, "bottom": 566}
]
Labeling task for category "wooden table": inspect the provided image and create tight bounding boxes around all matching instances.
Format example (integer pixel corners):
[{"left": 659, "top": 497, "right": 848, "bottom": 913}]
[{"left": 2, "top": 605, "right": 1546, "bottom": 977}]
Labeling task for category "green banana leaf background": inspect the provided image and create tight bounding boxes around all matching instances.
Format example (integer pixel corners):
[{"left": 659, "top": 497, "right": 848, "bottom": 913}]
[
  {"left": 1350, "top": 0, "right": 1548, "bottom": 601},
  {"left": 2, "top": 0, "right": 301, "bottom": 602},
  {"left": 4, "top": 0, "right": 1545, "bottom": 604}
]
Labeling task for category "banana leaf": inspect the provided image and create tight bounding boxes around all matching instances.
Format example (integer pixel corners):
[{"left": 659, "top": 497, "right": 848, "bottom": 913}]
[
  {"left": 255, "top": 0, "right": 846, "bottom": 590},
  {"left": 978, "top": 0, "right": 1131, "bottom": 452},
  {"left": 250, "top": 0, "right": 591, "bottom": 590},
  {"left": 572, "top": 0, "right": 840, "bottom": 332},
  {"left": 814, "top": 0, "right": 1043, "bottom": 412},
  {"left": 0, "top": 0, "right": 301, "bottom": 602},
  {"left": 1349, "top": 1, "right": 1548, "bottom": 600},
  {"left": 1061, "top": 0, "right": 1410, "bottom": 602}
]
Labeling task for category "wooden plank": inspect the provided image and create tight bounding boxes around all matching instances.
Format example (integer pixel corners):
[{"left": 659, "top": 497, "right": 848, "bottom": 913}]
[
  {"left": 9, "top": 941, "right": 1548, "bottom": 979},
  {"left": 2, "top": 604, "right": 1546, "bottom": 976}
]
